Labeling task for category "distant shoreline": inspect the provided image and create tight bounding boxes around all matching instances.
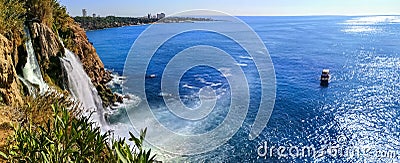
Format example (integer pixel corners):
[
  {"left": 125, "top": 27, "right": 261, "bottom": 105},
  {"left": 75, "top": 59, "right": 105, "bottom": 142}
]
[{"left": 74, "top": 16, "right": 214, "bottom": 30}]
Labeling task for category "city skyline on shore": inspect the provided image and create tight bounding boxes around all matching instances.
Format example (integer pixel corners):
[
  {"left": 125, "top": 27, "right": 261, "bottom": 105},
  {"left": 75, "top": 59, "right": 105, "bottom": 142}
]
[{"left": 59, "top": 0, "right": 400, "bottom": 17}]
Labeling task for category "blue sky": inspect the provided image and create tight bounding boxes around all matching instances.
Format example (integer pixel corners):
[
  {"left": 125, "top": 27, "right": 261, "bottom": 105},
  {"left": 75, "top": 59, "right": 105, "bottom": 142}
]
[{"left": 59, "top": 0, "right": 400, "bottom": 17}]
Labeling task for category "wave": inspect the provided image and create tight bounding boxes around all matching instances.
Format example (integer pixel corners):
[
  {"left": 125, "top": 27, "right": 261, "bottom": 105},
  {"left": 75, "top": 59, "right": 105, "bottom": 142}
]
[
  {"left": 236, "top": 63, "right": 248, "bottom": 67},
  {"left": 194, "top": 77, "right": 224, "bottom": 88},
  {"left": 158, "top": 92, "right": 175, "bottom": 98},
  {"left": 182, "top": 83, "right": 197, "bottom": 89},
  {"left": 109, "top": 93, "right": 141, "bottom": 110},
  {"left": 106, "top": 73, "right": 126, "bottom": 89},
  {"left": 218, "top": 67, "right": 232, "bottom": 77},
  {"left": 210, "top": 82, "right": 222, "bottom": 87},
  {"left": 238, "top": 55, "right": 253, "bottom": 60},
  {"left": 195, "top": 77, "right": 207, "bottom": 84}
]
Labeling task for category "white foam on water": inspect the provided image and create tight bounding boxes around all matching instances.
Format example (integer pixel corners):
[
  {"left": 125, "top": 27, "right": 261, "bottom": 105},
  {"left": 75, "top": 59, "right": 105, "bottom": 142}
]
[
  {"left": 236, "top": 63, "right": 248, "bottom": 67},
  {"left": 110, "top": 93, "right": 142, "bottom": 111},
  {"left": 238, "top": 55, "right": 253, "bottom": 60},
  {"left": 210, "top": 82, "right": 223, "bottom": 87},
  {"left": 218, "top": 67, "right": 232, "bottom": 77},
  {"left": 182, "top": 83, "right": 197, "bottom": 89},
  {"left": 106, "top": 73, "right": 126, "bottom": 89}
]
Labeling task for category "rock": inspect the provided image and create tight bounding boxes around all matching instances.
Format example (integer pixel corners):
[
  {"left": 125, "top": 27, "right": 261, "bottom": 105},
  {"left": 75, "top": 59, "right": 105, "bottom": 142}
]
[
  {"left": 30, "top": 22, "right": 66, "bottom": 89},
  {"left": 0, "top": 34, "right": 23, "bottom": 105},
  {"left": 123, "top": 94, "right": 131, "bottom": 100},
  {"left": 30, "top": 22, "right": 65, "bottom": 66},
  {"left": 115, "top": 94, "right": 124, "bottom": 103}
]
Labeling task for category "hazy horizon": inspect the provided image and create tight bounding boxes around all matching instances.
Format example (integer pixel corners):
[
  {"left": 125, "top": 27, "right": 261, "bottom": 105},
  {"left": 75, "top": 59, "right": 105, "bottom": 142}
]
[{"left": 59, "top": 0, "right": 400, "bottom": 17}]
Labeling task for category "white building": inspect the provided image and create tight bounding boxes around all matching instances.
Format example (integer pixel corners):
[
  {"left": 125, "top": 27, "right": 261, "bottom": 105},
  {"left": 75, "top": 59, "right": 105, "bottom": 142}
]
[{"left": 157, "top": 13, "right": 166, "bottom": 19}]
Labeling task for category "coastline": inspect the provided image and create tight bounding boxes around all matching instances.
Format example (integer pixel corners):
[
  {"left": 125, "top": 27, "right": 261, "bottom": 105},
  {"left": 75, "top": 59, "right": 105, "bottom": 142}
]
[{"left": 75, "top": 16, "right": 214, "bottom": 31}]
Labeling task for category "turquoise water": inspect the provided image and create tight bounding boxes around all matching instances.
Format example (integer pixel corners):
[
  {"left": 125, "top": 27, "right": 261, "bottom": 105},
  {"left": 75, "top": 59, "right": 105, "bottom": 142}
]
[{"left": 87, "top": 16, "right": 400, "bottom": 162}]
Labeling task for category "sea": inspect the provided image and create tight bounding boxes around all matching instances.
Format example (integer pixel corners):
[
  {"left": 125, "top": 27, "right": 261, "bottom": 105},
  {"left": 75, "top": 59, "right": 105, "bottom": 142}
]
[{"left": 86, "top": 16, "right": 400, "bottom": 162}]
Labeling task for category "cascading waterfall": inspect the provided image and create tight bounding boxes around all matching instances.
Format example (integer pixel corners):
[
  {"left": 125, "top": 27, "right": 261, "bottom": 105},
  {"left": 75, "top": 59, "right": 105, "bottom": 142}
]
[
  {"left": 20, "top": 25, "right": 109, "bottom": 132},
  {"left": 21, "top": 26, "right": 48, "bottom": 94},
  {"left": 60, "top": 48, "right": 108, "bottom": 128}
]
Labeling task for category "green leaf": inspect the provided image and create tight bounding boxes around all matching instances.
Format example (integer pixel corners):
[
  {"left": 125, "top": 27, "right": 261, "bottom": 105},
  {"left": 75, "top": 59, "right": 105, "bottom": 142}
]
[
  {"left": 115, "top": 145, "right": 128, "bottom": 163},
  {"left": 41, "top": 151, "right": 49, "bottom": 162},
  {"left": 0, "top": 151, "right": 8, "bottom": 159}
]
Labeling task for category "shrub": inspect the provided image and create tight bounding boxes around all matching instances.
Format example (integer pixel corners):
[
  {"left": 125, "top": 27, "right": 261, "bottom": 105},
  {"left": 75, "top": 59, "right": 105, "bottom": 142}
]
[
  {"left": 0, "top": 0, "right": 25, "bottom": 40},
  {"left": 0, "top": 94, "right": 156, "bottom": 162}
]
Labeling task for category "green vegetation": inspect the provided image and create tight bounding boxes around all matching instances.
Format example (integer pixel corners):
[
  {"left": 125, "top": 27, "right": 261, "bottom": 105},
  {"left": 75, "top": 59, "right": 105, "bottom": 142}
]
[
  {"left": 25, "top": 0, "right": 54, "bottom": 27},
  {"left": 74, "top": 16, "right": 158, "bottom": 30},
  {"left": 0, "top": 0, "right": 71, "bottom": 39},
  {"left": 74, "top": 16, "right": 214, "bottom": 30},
  {"left": 0, "top": 93, "right": 156, "bottom": 162},
  {"left": 0, "top": 0, "right": 75, "bottom": 47},
  {"left": 0, "top": 0, "right": 25, "bottom": 40}
]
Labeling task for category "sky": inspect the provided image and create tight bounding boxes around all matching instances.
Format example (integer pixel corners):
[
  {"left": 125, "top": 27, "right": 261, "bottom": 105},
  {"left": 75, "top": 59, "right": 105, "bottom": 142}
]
[{"left": 59, "top": 0, "right": 400, "bottom": 17}]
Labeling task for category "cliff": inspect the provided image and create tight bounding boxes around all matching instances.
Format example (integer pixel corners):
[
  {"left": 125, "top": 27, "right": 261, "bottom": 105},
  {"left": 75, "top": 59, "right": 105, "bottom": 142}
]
[
  {"left": 0, "top": 19, "right": 115, "bottom": 108},
  {"left": 29, "top": 22, "right": 66, "bottom": 88},
  {"left": 30, "top": 21, "right": 114, "bottom": 107},
  {"left": 0, "top": 35, "right": 22, "bottom": 105},
  {"left": 60, "top": 20, "right": 115, "bottom": 106}
]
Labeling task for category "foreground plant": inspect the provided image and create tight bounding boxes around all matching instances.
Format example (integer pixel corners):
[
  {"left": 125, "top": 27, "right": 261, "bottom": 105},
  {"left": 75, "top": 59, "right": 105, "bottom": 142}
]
[{"left": 0, "top": 99, "right": 156, "bottom": 162}]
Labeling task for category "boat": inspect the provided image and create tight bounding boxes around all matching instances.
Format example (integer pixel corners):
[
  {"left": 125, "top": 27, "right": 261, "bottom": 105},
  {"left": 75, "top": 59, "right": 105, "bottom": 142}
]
[
  {"left": 146, "top": 74, "right": 156, "bottom": 78},
  {"left": 320, "top": 69, "right": 330, "bottom": 86}
]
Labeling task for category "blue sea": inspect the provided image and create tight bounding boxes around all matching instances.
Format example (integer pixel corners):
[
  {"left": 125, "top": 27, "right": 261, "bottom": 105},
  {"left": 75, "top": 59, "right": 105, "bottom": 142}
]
[{"left": 87, "top": 16, "right": 400, "bottom": 162}]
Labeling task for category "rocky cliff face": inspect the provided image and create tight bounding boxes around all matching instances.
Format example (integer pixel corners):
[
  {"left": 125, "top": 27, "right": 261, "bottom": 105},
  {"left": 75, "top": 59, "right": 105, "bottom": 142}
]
[
  {"left": 0, "top": 35, "right": 22, "bottom": 105},
  {"left": 30, "top": 22, "right": 66, "bottom": 88},
  {"left": 65, "top": 22, "right": 111, "bottom": 84}
]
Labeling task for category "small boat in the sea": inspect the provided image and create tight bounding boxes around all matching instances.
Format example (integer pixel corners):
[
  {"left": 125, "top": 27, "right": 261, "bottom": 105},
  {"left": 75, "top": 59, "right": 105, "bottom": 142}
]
[
  {"left": 146, "top": 74, "right": 156, "bottom": 78},
  {"left": 320, "top": 69, "right": 330, "bottom": 86}
]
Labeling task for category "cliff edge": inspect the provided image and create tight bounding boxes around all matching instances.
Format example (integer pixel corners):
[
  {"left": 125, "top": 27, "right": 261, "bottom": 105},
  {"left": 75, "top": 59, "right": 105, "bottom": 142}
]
[{"left": 0, "top": 35, "right": 22, "bottom": 105}]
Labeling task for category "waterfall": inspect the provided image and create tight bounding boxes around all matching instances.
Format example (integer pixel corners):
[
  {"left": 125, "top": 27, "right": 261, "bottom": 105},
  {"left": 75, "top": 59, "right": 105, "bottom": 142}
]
[
  {"left": 21, "top": 26, "right": 48, "bottom": 94},
  {"left": 20, "top": 25, "right": 107, "bottom": 129},
  {"left": 60, "top": 49, "right": 107, "bottom": 127}
]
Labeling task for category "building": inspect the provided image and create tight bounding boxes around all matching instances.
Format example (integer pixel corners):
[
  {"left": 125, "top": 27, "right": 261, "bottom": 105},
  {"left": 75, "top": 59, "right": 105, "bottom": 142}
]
[
  {"left": 92, "top": 13, "right": 96, "bottom": 18},
  {"left": 157, "top": 13, "right": 166, "bottom": 19},
  {"left": 82, "top": 9, "right": 87, "bottom": 17}
]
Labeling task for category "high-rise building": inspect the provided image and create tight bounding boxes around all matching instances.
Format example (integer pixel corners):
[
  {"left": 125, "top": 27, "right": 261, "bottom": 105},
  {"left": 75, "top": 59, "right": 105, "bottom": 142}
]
[
  {"left": 157, "top": 13, "right": 166, "bottom": 19},
  {"left": 82, "top": 9, "right": 87, "bottom": 17}
]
